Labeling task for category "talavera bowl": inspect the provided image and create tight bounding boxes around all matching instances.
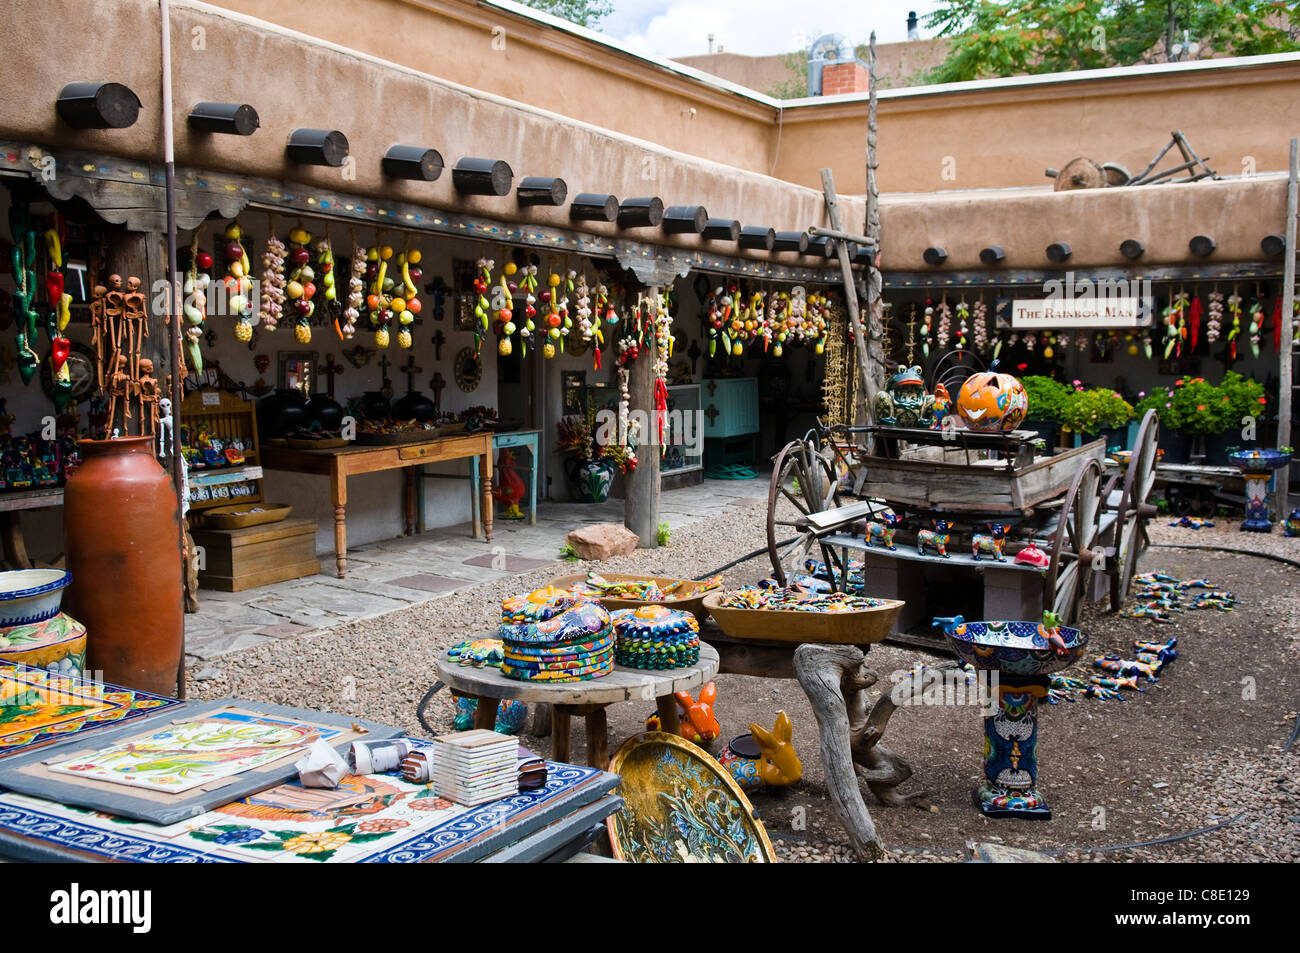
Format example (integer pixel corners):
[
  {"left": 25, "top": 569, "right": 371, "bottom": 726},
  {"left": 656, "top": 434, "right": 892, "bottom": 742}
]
[
  {"left": 0, "top": 569, "right": 72, "bottom": 627},
  {"left": 941, "top": 619, "right": 1087, "bottom": 677}
]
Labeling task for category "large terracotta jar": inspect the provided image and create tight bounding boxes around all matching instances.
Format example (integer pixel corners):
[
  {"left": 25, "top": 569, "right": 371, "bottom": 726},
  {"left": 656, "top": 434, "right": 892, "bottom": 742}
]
[{"left": 64, "top": 436, "right": 182, "bottom": 696}]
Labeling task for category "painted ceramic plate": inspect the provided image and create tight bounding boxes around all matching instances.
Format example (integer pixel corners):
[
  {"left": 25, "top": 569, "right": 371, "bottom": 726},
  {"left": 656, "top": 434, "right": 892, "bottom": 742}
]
[{"left": 606, "top": 731, "right": 775, "bottom": 863}]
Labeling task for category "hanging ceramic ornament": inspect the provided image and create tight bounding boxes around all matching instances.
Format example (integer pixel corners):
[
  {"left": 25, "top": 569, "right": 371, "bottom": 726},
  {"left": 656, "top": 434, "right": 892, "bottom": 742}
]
[
  {"left": 315, "top": 236, "right": 340, "bottom": 340},
  {"left": 519, "top": 263, "right": 538, "bottom": 356},
  {"left": 8, "top": 202, "right": 40, "bottom": 385},
  {"left": 42, "top": 223, "right": 74, "bottom": 406},
  {"left": 285, "top": 225, "right": 316, "bottom": 344},
  {"left": 1247, "top": 297, "right": 1263, "bottom": 359},
  {"left": 392, "top": 247, "right": 422, "bottom": 349},
  {"left": 495, "top": 260, "right": 516, "bottom": 357},
  {"left": 955, "top": 299, "right": 969, "bottom": 350},
  {"left": 182, "top": 239, "right": 211, "bottom": 372},
  {"left": 1206, "top": 290, "right": 1223, "bottom": 343},
  {"left": 342, "top": 241, "right": 364, "bottom": 340},
  {"left": 1226, "top": 289, "right": 1242, "bottom": 360}
]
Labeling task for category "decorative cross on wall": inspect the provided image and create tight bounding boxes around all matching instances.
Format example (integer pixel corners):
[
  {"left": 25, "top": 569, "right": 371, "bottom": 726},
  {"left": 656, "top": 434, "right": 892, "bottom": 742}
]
[
  {"left": 402, "top": 355, "right": 423, "bottom": 393},
  {"left": 430, "top": 372, "right": 446, "bottom": 414},
  {"left": 704, "top": 404, "right": 720, "bottom": 425},
  {"left": 431, "top": 329, "right": 446, "bottom": 361},
  {"left": 321, "top": 353, "right": 344, "bottom": 399}
]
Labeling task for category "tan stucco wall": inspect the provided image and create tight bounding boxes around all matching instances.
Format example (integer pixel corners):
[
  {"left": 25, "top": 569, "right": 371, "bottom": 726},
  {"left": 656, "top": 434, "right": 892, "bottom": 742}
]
[
  {"left": 0, "top": 0, "right": 853, "bottom": 261},
  {"left": 778, "top": 57, "right": 1300, "bottom": 194},
  {"left": 209, "top": 0, "right": 778, "bottom": 175},
  {"left": 879, "top": 175, "right": 1290, "bottom": 271}
]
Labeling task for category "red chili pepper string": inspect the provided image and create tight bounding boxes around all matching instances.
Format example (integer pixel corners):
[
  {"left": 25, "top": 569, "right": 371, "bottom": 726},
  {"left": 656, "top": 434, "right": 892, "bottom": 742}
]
[
  {"left": 1273, "top": 296, "right": 1283, "bottom": 352},
  {"left": 1188, "top": 296, "right": 1201, "bottom": 351},
  {"left": 654, "top": 377, "right": 668, "bottom": 448}
]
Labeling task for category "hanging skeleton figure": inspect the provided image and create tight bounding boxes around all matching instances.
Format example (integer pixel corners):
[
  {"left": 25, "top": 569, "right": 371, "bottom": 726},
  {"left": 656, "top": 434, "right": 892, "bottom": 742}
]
[
  {"left": 93, "top": 272, "right": 159, "bottom": 437},
  {"left": 157, "top": 396, "right": 173, "bottom": 458}
]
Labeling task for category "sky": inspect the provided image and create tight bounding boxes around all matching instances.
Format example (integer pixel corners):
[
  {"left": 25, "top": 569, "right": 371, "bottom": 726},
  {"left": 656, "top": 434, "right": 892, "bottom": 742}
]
[{"left": 598, "top": 0, "right": 947, "bottom": 60}]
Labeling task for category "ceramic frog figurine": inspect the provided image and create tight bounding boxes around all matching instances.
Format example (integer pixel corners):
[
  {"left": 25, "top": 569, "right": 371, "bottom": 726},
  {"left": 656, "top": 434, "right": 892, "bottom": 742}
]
[{"left": 874, "top": 365, "right": 936, "bottom": 427}]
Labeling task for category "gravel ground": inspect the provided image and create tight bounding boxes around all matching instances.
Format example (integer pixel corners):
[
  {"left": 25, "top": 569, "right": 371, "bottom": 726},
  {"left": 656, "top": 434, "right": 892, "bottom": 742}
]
[{"left": 189, "top": 496, "right": 1300, "bottom": 863}]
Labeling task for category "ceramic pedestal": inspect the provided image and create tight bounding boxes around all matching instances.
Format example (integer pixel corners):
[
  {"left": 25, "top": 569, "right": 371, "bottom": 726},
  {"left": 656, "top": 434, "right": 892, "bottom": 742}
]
[
  {"left": 977, "top": 677, "right": 1051, "bottom": 819},
  {"left": 1230, "top": 450, "right": 1291, "bottom": 533}
]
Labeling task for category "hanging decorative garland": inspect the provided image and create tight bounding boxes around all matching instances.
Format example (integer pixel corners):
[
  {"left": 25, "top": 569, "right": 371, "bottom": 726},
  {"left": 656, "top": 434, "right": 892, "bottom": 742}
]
[
  {"left": 223, "top": 222, "right": 255, "bottom": 340},
  {"left": 954, "top": 298, "right": 969, "bottom": 350},
  {"left": 315, "top": 235, "right": 339, "bottom": 340},
  {"left": 1206, "top": 289, "right": 1223, "bottom": 343},
  {"left": 971, "top": 296, "right": 988, "bottom": 355},
  {"left": 495, "top": 260, "right": 517, "bottom": 357},
  {"left": 519, "top": 263, "right": 538, "bottom": 356},
  {"left": 284, "top": 226, "right": 316, "bottom": 344},
  {"left": 1247, "top": 295, "right": 1263, "bottom": 359},
  {"left": 935, "top": 296, "right": 951, "bottom": 350},
  {"left": 254, "top": 231, "right": 285, "bottom": 341},
  {"left": 1188, "top": 293, "right": 1202, "bottom": 351},
  {"left": 42, "top": 219, "right": 73, "bottom": 405},
  {"left": 342, "top": 239, "right": 364, "bottom": 340},
  {"left": 1226, "top": 287, "right": 1242, "bottom": 360},
  {"left": 181, "top": 235, "right": 211, "bottom": 372}
]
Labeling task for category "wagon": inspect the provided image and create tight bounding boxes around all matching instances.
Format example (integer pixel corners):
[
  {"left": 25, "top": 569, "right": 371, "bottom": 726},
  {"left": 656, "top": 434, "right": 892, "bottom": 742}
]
[{"left": 766, "top": 409, "right": 1160, "bottom": 640}]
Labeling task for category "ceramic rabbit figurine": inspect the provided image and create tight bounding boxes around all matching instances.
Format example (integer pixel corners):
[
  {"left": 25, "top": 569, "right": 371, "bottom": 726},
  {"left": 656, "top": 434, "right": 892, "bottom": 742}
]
[
  {"left": 646, "top": 681, "right": 720, "bottom": 746},
  {"left": 719, "top": 711, "right": 802, "bottom": 792}
]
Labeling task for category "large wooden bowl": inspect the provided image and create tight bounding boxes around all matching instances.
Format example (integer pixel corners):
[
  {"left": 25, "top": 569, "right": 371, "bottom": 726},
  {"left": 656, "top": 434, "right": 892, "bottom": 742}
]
[
  {"left": 548, "top": 572, "right": 721, "bottom": 616},
  {"left": 702, "top": 592, "right": 904, "bottom": 645}
]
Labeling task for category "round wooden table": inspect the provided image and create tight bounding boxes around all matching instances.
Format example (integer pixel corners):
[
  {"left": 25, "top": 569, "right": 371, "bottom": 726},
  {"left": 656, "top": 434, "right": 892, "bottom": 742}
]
[{"left": 434, "top": 644, "right": 719, "bottom": 768}]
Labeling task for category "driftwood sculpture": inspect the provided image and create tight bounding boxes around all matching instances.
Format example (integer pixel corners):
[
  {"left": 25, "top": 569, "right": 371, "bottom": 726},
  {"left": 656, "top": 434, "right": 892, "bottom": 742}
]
[{"left": 792, "top": 644, "right": 931, "bottom": 861}]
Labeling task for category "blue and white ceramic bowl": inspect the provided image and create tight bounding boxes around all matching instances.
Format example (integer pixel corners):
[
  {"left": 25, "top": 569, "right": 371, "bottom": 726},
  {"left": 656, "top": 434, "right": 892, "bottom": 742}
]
[
  {"left": 0, "top": 569, "right": 72, "bottom": 627},
  {"left": 942, "top": 619, "right": 1087, "bottom": 677}
]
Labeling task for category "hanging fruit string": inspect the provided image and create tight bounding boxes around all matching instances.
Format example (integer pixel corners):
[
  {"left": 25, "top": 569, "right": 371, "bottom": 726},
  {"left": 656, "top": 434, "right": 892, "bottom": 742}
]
[
  {"left": 1163, "top": 288, "right": 1188, "bottom": 359},
  {"left": 1226, "top": 284, "right": 1242, "bottom": 360},
  {"left": 495, "top": 256, "right": 516, "bottom": 357},
  {"left": 955, "top": 296, "right": 969, "bottom": 350},
  {"left": 284, "top": 222, "right": 315, "bottom": 344},
  {"left": 42, "top": 215, "right": 73, "bottom": 406},
  {"left": 1246, "top": 285, "right": 1263, "bottom": 359},
  {"left": 315, "top": 229, "right": 339, "bottom": 341},
  {"left": 392, "top": 237, "right": 421, "bottom": 350},
  {"left": 342, "top": 227, "right": 363, "bottom": 341},
  {"left": 1206, "top": 287, "right": 1223, "bottom": 343},
  {"left": 181, "top": 231, "right": 209, "bottom": 373},
  {"left": 255, "top": 214, "right": 284, "bottom": 341},
  {"left": 520, "top": 263, "right": 538, "bottom": 357}
]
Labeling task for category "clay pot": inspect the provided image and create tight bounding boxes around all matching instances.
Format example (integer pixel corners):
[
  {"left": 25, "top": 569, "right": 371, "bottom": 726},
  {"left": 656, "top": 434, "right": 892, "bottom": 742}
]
[
  {"left": 257, "top": 388, "right": 309, "bottom": 438},
  {"left": 64, "top": 436, "right": 181, "bottom": 696},
  {"left": 305, "top": 393, "right": 345, "bottom": 430},
  {"left": 392, "top": 390, "right": 435, "bottom": 422}
]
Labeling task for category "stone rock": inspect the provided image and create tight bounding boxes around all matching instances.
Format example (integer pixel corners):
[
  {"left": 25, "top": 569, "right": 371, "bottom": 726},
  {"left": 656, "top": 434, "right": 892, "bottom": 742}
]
[
  {"left": 970, "top": 842, "right": 1057, "bottom": 863},
  {"left": 566, "top": 523, "right": 639, "bottom": 560}
]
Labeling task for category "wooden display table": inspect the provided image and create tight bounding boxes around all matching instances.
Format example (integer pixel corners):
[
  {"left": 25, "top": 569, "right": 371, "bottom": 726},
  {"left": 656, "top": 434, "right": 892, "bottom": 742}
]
[
  {"left": 261, "top": 433, "right": 493, "bottom": 578},
  {"left": 434, "top": 643, "right": 719, "bottom": 768}
]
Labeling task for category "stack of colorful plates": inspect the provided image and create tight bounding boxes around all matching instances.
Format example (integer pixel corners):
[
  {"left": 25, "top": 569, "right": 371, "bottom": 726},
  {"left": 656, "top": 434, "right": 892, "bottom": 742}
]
[
  {"left": 611, "top": 605, "right": 700, "bottom": 669},
  {"left": 498, "top": 587, "right": 614, "bottom": 683}
]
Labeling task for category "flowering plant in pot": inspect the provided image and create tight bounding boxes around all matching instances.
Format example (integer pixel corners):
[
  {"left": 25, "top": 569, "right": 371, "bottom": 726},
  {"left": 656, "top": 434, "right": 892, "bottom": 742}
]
[
  {"left": 557, "top": 408, "right": 636, "bottom": 503},
  {"left": 1059, "top": 385, "right": 1133, "bottom": 451}
]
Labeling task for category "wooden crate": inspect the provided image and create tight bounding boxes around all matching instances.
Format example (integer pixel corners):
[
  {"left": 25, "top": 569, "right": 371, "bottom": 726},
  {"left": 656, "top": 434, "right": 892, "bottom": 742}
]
[{"left": 192, "top": 517, "right": 319, "bottom": 592}]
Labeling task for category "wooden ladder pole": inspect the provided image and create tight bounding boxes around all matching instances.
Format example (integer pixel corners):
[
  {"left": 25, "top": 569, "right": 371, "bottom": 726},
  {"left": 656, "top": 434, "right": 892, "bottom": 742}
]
[{"left": 1277, "top": 136, "right": 1297, "bottom": 518}]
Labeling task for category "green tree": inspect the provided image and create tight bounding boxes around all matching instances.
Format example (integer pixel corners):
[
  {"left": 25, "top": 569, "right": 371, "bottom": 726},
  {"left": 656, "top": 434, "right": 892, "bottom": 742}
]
[
  {"left": 922, "top": 1, "right": 1299, "bottom": 84},
  {"left": 767, "top": 50, "right": 811, "bottom": 99},
  {"left": 518, "top": 0, "right": 614, "bottom": 29}
]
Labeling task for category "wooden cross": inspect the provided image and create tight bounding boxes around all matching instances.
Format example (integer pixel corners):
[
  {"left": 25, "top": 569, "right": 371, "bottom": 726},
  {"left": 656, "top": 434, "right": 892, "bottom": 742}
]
[
  {"left": 431, "top": 329, "right": 446, "bottom": 361},
  {"left": 705, "top": 404, "right": 720, "bottom": 425},
  {"left": 430, "top": 372, "right": 446, "bottom": 414},
  {"left": 321, "top": 353, "right": 344, "bottom": 399},
  {"left": 402, "top": 355, "right": 423, "bottom": 393},
  {"left": 377, "top": 352, "right": 392, "bottom": 381}
]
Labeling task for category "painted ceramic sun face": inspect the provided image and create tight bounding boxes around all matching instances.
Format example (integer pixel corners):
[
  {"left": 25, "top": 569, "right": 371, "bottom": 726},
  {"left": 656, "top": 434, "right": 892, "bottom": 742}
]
[{"left": 956, "top": 372, "right": 1028, "bottom": 432}]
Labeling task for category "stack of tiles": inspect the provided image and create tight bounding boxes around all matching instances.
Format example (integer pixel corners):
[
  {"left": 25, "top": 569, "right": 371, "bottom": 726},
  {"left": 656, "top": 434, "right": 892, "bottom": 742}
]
[
  {"left": 610, "top": 604, "right": 700, "bottom": 669},
  {"left": 498, "top": 587, "right": 615, "bottom": 682},
  {"left": 430, "top": 730, "right": 519, "bottom": 805}
]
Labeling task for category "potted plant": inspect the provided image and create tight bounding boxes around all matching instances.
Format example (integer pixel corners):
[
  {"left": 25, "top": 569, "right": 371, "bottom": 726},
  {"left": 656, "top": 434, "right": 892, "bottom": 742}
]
[
  {"left": 1208, "top": 371, "right": 1267, "bottom": 465},
  {"left": 1060, "top": 385, "right": 1133, "bottom": 452},
  {"left": 556, "top": 408, "right": 637, "bottom": 503},
  {"left": 1020, "top": 375, "right": 1071, "bottom": 456},
  {"left": 1134, "top": 386, "right": 1186, "bottom": 462},
  {"left": 1162, "top": 376, "right": 1234, "bottom": 463}
]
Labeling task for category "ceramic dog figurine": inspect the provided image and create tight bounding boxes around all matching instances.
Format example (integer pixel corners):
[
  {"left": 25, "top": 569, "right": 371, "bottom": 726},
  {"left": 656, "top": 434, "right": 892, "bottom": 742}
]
[
  {"left": 864, "top": 512, "right": 902, "bottom": 550},
  {"left": 646, "top": 681, "right": 720, "bottom": 746},
  {"left": 972, "top": 522, "right": 1007, "bottom": 562},
  {"left": 917, "top": 519, "right": 952, "bottom": 558},
  {"left": 719, "top": 711, "right": 802, "bottom": 792}
]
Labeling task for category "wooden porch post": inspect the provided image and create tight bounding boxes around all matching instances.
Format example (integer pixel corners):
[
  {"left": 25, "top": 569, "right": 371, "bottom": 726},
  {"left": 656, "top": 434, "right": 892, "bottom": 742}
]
[{"left": 624, "top": 286, "right": 660, "bottom": 549}]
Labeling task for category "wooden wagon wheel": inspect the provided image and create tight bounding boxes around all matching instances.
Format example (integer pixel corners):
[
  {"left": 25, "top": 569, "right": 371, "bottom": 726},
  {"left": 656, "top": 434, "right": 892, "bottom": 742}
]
[
  {"left": 1042, "top": 457, "right": 1103, "bottom": 625},
  {"left": 1110, "top": 409, "right": 1159, "bottom": 610},
  {"left": 767, "top": 439, "right": 842, "bottom": 585}
]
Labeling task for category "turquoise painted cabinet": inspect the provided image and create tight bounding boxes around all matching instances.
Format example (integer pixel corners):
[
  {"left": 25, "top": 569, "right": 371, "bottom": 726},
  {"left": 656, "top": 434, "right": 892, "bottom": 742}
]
[{"left": 702, "top": 378, "right": 759, "bottom": 439}]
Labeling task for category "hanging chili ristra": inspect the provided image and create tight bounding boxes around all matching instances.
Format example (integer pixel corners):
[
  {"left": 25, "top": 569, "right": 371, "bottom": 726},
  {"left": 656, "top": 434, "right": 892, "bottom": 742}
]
[
  {"left": 1272, "top": 294, "right": 1283, "bottom": 352},
  {"left": 42, "top": 221, "right": 73, "bottom": 406},
  {"left": 1188, "top": 294, "right": 1202, "bottom": 351}
]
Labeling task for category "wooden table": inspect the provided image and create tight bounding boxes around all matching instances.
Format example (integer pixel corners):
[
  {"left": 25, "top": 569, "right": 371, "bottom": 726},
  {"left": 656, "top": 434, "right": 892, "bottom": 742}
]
[
  {"left": 435, "top": 644, "right": 719, "bottom": 768},
  {"left": 262, "top": 433, "right": 494, "bottom": 578}
]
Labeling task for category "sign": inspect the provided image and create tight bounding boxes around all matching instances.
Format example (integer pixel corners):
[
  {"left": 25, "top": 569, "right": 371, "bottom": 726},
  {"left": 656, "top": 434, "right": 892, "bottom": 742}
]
[{"left": 996, "top": 296, "right": 1153, "bottom": 329}]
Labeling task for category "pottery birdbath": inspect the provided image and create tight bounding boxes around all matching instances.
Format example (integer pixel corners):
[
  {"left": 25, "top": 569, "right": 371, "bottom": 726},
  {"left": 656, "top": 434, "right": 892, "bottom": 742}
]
[
  {"left": 1228, "top": 449, "right": 1292, "bottom": 533},
  {"left": 936, "top": 616, "right": 1088, "bottom": 820}
]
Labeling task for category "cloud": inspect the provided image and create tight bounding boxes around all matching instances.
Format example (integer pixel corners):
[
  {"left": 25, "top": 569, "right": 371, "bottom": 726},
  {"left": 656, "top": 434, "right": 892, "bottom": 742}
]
[{"left": 602, "top": 0, "right": 944, "bottom": 59}]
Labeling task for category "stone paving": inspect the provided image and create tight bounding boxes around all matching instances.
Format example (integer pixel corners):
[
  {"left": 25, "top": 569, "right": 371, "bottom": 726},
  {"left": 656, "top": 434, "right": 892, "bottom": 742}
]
[{"left": 185, "top": 477, "right": 767, "bottom": 673}]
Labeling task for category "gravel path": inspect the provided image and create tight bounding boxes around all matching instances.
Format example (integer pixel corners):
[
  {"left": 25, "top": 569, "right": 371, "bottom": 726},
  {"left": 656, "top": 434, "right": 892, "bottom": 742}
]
[{"left": 189, "top": 496, "right": 1300, "bottom": 863}]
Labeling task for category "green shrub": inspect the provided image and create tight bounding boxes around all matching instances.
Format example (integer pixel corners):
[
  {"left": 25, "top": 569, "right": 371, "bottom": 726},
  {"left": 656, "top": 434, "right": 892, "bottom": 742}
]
[
  {"left": 1060, "top": 387, "right": 1133, "bottom": 435},
  {"left": 1021, "top": 375, "right": 1073, "bottom": 422}
]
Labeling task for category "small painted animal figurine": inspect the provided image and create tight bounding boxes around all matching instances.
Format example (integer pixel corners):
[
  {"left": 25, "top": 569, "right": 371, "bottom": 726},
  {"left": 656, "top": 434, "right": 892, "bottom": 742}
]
[
  {"left": 917, "top": 519, "right": 952, "bottom": 557},
  {"left": 719, "top": 711, "right": 803, "bottom": 792},
  {"left": 646, "top": 681, "right": 720, "bottom": 746},
  {"left": 971, "top": 522, "right": 1007, "bottom": 562},
  {"left": 1039, "top": 609, "right": 1068, "bottom": 656},
  {"left": 1286, "top": 508, "right": 1300, "bottom": 537},
  {"left": 864, "top": 512, "right": 902, "bottom": 550}
]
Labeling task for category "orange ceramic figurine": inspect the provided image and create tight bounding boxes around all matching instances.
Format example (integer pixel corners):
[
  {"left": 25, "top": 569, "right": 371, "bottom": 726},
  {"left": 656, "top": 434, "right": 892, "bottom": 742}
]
[
  {"left": 646, "top": 681, "right": 720, "bottom": 746},
  {"left": 719, "top": 711, "right": 803, "bottom": 792}
]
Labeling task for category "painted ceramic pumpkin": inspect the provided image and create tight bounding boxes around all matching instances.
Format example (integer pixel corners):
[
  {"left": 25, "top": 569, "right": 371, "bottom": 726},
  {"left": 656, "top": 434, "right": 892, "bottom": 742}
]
[{"left": 956, "top": 372, "right": 1028, "bottom": 432}]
